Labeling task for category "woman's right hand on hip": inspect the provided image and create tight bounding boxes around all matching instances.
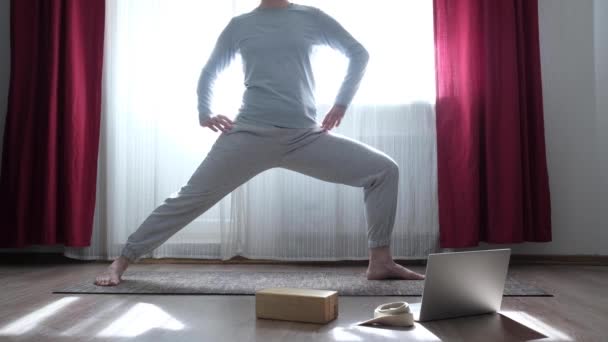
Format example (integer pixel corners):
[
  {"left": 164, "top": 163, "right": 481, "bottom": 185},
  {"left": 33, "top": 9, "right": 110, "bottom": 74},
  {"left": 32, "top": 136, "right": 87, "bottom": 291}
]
[{"left": 201, "top": 114, "right": 234, "bottom": 133}]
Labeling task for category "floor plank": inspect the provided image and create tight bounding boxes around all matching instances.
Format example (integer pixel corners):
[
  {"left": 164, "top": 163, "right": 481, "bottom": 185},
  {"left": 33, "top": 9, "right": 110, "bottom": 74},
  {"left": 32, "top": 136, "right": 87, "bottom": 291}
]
[{"left": 0, "top": 263, "right": 606, "bottom": 341}]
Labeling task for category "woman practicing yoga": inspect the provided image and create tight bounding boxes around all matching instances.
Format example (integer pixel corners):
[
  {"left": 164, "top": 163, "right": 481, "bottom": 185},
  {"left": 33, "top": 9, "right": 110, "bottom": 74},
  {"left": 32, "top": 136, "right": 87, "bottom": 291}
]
[{"left": 95, "top": 0, "right": 425, "bottom": 286}]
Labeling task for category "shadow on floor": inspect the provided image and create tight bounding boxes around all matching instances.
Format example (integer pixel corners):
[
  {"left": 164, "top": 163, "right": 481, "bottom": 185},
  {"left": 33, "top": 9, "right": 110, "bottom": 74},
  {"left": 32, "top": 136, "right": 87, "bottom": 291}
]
[{"left": 421, "top": 312, "right": 547, "bottom": 341}]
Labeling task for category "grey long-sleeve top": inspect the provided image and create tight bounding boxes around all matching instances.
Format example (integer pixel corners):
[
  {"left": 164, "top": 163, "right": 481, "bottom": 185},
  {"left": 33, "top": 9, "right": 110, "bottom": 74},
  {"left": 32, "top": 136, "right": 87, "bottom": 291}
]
[{"left": 197, "top": 3, "right": 369, "bottom": 128}]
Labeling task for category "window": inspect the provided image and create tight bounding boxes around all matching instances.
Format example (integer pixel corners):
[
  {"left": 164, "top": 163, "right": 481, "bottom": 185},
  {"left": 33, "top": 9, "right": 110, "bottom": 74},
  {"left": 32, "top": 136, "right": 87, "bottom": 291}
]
[{"left": 106, "top": 0, "right": 435, "bottom": 244}]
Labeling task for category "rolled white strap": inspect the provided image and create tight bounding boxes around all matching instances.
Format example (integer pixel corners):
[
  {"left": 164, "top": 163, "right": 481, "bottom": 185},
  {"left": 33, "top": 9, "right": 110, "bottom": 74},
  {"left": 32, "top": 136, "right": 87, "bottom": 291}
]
[{"left": 357, "top": 302, "right": 414, "bottom": 327}]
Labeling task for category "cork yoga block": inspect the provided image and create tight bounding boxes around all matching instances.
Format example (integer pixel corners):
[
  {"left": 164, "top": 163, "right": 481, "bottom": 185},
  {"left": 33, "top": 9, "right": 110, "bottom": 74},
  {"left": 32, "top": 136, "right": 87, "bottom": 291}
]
[{"left": 255, "top": 288, "right": 339, "bottom": 324}]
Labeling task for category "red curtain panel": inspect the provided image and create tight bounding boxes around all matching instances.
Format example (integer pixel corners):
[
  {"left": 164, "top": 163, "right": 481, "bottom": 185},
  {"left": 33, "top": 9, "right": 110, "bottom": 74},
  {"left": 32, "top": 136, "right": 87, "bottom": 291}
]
[
  {"left": 0, "top": 0, "right": 105, "bottom": 247},
  {"left": 433, "top": 0, "right": 552, "bottom": 247}
]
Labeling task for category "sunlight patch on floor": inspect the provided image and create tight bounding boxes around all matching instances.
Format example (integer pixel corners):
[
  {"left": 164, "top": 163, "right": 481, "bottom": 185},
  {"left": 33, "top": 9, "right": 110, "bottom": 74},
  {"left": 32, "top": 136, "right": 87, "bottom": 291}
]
[
  {"left": 330, "top": 327, "right": 363, "bottom": 341},
  {"left": 96, "top": 302, "right": 185, "bottom": 337},
  {"left": 0, "top": 296, "right": 79, "bottom": 336},
  {"left": 329, "top": 323, "right": 441, "bottom": 341}
]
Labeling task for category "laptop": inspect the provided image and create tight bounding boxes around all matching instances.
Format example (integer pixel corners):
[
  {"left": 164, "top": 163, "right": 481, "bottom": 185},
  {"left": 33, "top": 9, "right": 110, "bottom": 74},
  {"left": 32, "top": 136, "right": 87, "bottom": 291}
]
[{"left": 409, "top": 248, "right": 511, "bottom": 322}]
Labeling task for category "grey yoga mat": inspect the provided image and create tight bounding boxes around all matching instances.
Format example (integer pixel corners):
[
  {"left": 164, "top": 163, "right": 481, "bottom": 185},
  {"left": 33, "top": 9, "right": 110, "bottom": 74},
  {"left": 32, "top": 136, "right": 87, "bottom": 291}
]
[{"left": 53, "top": 270, "right": 552, "bottom": 296}]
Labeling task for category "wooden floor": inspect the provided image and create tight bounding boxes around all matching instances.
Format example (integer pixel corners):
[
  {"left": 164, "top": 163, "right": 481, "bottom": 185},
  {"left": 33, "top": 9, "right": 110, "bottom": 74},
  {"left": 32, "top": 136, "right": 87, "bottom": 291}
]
[{"left": 0, "top": 260, "right": 606, "bottom": 341}]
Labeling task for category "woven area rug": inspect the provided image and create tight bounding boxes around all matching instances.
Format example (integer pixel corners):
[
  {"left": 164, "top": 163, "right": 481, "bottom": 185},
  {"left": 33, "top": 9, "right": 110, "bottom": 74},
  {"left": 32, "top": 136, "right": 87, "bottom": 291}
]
[{"left": 53, "top": 270, "right": 551, "bottom": 296}]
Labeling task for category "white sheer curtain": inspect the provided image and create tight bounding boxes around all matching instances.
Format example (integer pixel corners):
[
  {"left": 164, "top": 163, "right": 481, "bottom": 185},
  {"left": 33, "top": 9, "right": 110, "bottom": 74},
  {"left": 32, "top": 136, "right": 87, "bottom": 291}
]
[{"left": 64, "top": 0, "right": 439, "bottom": 261}]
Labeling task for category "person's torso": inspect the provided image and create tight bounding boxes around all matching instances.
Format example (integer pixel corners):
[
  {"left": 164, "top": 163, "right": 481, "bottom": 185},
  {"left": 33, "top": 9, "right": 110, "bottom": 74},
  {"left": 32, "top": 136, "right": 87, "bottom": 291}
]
[{"left": 230, "top": 4, "right": 324, "bottom": 127}]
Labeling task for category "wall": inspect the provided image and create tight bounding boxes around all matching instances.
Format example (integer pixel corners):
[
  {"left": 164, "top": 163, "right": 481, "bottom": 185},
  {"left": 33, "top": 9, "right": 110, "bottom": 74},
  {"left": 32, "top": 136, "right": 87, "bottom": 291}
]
[
  {"left": 0, "top": 0, "right": 606, "bottom": 255},
  {"left": 593, "top": 0, "right": 608, "bottom": 252}
]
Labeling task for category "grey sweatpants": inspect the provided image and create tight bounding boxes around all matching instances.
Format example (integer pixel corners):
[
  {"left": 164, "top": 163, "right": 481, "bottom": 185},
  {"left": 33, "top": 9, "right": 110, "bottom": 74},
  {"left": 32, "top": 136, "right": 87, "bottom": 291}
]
[{"left": 120, "top": 121, "right": 400, "bottom": 262}]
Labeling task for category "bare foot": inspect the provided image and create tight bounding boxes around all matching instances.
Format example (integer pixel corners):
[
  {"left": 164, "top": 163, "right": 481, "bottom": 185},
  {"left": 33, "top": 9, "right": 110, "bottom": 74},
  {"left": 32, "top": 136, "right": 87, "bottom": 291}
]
[
  {"left": 366, "top": 261, "right": 425, "bottom": 280},
  {"left": 94, "top": 256, "right": 130, "bottom": 286}
]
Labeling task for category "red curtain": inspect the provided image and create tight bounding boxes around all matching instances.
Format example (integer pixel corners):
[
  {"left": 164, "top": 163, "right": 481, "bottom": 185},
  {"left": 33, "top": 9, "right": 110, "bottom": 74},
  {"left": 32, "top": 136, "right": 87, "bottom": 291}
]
[
  {"left": 433, "top": 0, "right": 552, "bottom": 247},
  {"left": 0, "top": 0, "right": 105, "bottom": 247}
]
